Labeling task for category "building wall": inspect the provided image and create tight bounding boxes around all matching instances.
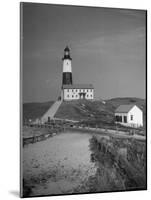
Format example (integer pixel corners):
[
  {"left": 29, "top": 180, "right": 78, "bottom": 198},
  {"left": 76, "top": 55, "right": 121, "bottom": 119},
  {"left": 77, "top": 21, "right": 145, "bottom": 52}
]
[
  {"left": 115, "top": 106, "right": 143, "bottom": 127},
  {"left": 63, "top": 88, "right": 94, "bottom": 100},
  {"left": 127, "top": 105, "right": 143, "bottom": 127}
]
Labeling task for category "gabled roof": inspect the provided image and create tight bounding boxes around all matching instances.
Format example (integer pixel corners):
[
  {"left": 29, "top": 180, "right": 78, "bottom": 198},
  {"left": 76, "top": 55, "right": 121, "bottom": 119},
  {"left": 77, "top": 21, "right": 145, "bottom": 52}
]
[
  {"left": 62, "top": 84, "right": 94, "bottom": 89},
  {"left": 115, "top": 104, "right": 136, "bottom": 113}
]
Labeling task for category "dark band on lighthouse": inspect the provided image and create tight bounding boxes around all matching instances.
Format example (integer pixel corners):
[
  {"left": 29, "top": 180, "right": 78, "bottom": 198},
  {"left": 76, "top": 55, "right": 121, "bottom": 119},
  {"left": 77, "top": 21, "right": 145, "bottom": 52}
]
[{"left": 62, "top": 72, "right": 72, "bottom": 85}]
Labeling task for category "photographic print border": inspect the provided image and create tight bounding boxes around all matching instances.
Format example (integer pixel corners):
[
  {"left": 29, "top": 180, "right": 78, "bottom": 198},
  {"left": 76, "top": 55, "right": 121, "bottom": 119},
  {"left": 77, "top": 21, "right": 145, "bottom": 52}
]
[{"left": 20, "top": 2, "right": 147, "bottom": 198}]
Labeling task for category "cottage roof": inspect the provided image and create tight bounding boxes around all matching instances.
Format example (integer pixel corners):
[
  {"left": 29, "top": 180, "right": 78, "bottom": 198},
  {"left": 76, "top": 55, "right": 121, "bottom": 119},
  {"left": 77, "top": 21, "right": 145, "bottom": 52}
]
[
  {"left": 115, "top": 104, "right": 136, "bottom": 113},
  {"left": 62, "top": 84, "right": 94, "bottom": 89}
]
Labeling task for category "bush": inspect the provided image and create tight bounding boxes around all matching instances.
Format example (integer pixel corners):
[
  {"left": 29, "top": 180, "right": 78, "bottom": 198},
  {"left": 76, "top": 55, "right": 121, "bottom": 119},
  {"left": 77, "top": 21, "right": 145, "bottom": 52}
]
[{"left": 88, "top": 136, "right": 146, "bottom": 192}]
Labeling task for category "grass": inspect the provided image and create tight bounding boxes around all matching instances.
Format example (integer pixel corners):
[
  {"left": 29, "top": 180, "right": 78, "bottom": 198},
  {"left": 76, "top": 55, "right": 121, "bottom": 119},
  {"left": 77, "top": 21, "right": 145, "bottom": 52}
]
[
  {"left": 23, "top": 101, "right": 54, "bottom": 123},
  {"left": 55, "top": 99, "right": 115, "bottom": 122},
  {"left": 55, "top": 98, "right": 146, "bottom": 134},
  {"left": 23, "top": 126, "right": 53, "bottom": 138},
  {"left": 88, "top": 135, "right": 146, "bottom": 192},
  {"left": 23, "top": 98, "right": 146, "bottom": 133}
]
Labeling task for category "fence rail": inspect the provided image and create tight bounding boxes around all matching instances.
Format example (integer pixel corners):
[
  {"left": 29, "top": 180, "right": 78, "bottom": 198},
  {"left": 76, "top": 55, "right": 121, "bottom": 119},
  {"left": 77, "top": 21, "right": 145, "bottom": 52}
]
[{"left": 23, "top": 123, "right": 65, "bottom": 147}]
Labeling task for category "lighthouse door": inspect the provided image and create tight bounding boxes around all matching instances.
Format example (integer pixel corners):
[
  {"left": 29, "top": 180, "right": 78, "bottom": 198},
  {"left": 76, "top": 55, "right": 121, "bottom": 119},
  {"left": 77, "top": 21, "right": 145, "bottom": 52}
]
[
  {"left": 79, "top": 93, "right": 86, "bottom": 99},
  {"left": 83, "top": 93, "right": 86, "bottom": 99}
]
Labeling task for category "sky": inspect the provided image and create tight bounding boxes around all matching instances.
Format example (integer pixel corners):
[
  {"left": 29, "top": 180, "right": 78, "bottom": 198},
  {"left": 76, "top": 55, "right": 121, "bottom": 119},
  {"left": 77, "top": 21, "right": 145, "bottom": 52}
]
[{"left": 22, "top": 3, "right": 146, "bottom": 103}]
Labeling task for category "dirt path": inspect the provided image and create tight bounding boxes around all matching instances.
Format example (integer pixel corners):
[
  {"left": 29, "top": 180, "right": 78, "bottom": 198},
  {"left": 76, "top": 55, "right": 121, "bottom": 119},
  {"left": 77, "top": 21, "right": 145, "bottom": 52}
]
[{"left": 23, "top": 131, "right": 97, "bottom": 196}]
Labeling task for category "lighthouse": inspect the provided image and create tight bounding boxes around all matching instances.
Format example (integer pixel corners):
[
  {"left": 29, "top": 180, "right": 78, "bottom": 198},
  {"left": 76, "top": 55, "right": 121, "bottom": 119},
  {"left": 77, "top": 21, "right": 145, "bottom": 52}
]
[
  {"left": 61, "top": 46, "right": 94, "bottom": 101},
  {"left": 62, "top": 46, "right": 73, "bottom": 85}
]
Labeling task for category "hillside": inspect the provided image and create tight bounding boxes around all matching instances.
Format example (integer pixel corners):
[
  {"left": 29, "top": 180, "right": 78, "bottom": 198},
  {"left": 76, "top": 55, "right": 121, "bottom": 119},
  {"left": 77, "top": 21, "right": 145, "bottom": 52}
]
[
  {"left": 55, "top": 98, "right": 146, "bottom": 128},
  {"left": 106, "top": 97, "right": 145, "bottom": 110},
  {"left": 23, "top": 97, "right": 146, "bottom": 127},
  {"left": 55, "top": 100, "right": 114, "bottom": 122},
  {"left": 23, "top": 101, "right": 54, "bottom": 123}
]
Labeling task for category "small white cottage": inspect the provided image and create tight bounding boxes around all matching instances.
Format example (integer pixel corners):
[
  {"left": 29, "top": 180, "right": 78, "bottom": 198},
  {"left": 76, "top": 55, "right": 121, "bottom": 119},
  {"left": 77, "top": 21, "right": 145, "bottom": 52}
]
[{"left": 115, "top": 105, "right": 143, "bottom": 128}]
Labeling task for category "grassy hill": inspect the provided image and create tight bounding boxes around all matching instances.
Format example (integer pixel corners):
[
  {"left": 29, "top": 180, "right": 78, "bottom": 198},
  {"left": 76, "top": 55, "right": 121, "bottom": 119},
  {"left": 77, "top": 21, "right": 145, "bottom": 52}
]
[
  {"left": 55, "top": 98, "right": 146, "bottom": 128},
  {"left": 23, "top": 101, "right": 54, "bottom": 123},
  {"left": 106, "top": 97, "right": 145, "bottom": 110},
  {"left": 23, "top": 97, "right": 146, "bottom": 128},
  {"left": 55, "top": 100, "right": 114, "bottom": 122}
]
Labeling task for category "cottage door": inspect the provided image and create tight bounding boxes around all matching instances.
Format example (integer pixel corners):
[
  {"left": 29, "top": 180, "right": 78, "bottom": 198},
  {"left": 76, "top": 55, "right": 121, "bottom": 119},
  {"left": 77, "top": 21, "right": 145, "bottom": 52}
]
[{"left": 124, "top": 116, "right": 127, "bottom": 123}]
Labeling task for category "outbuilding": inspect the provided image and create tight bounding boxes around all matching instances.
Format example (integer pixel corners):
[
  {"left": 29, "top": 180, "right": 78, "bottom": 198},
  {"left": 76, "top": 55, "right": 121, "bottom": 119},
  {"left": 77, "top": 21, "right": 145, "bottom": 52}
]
[{"left": 115, "top": 104, "right": 143, "bottom": 128}]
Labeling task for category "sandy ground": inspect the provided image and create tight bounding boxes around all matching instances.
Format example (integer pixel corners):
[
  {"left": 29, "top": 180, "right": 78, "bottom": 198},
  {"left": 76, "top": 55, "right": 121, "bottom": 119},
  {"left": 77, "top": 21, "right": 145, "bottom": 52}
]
[{"left": 23, "top": 131, "right": 97, "bottom": 196}]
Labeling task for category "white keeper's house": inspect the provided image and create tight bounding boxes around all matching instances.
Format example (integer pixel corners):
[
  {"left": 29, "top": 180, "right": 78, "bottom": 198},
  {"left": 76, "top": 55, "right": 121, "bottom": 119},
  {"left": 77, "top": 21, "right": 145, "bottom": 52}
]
[
  {"left": 62, "top": 84, "right": 94, "bottom": 101},
  {"left": 115, "top": 104, "right": 143, "bottom": 128},
  {"left": 61, "top": 46, "right": 94, "bottom": 101}
]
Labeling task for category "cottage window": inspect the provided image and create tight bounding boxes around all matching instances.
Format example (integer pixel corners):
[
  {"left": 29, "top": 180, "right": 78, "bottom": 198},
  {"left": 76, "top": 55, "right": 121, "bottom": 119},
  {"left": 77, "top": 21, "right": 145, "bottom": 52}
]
[
  {"left": 131, "top": 115, "right": 133, "bottom": 120},
  {"left": 120, "top": 116, "right": 122, "bottom": 122},
  {"left": 115, "top": 115, "right": 118, "bottom": 122},
  {"left": 116, "top": 116, "right": 122, "bottom": 122},
  {"left": 115, "top": 116, "right": 119, "bottom": 122}
]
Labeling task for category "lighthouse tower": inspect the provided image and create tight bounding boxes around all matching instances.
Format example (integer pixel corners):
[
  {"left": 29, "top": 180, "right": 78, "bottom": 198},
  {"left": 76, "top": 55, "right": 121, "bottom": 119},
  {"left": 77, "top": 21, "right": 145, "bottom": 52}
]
[
  {"left": 61, "top": 46, "right": 94, "bottom": 101},
  {"left": 62, "top": 46, "right": 73, "bottom": 85}
]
